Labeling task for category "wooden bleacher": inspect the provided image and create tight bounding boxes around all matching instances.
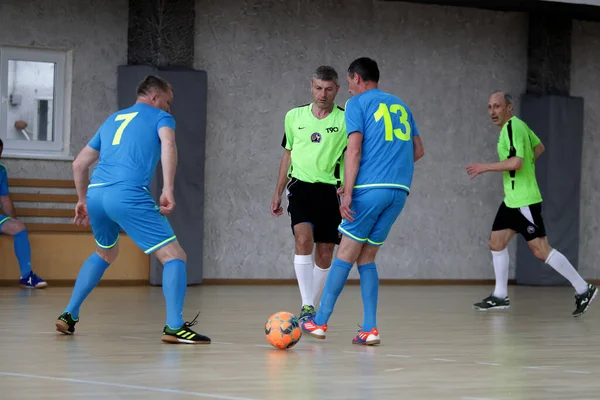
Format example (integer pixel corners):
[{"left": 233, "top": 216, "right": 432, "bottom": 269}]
[{"left": 0, "top": 179, "right": 149, "bottom": 285}]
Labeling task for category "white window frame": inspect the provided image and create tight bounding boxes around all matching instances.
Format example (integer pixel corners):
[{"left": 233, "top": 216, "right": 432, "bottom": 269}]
[{"left": 0, "top": 46, "right": 73, "bottom": 160}]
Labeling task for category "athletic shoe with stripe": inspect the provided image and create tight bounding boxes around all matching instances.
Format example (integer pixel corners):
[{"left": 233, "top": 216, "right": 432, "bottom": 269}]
[
  {"left": 300, "top": 317, "right": 327, "bottom": 339},
  {"left": 161, "top": 312, "right": 211, "bottom": 344},
  {"left": 473, "top": 294, "right": 510, "bottom": 311},
  {"left": 55, "top": 312, "right": 78, "bottom": 335},
  {"left": 573, "top": 284, "right": 598, "bottom": 317},
  {"left": 352, "top": 327, "right": 380, "bottom": 346}
]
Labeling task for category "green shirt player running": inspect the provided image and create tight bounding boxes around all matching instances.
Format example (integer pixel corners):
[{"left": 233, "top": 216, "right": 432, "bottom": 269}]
[
  {"left": 271, "top": 66, "right": 347, "bottom": 322},
  {"left": 466, "top": 91, "right": 596, "bottom": 317}
]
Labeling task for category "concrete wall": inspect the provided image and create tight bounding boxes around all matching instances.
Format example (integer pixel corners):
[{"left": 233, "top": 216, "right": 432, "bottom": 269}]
[
  {"left": 0, "top": 0, "right": 128, "bottom": 177},
  {"left": 195, "top": 0, "right": 529, "bottom": 279},
  {"left": 571, "top": 20, "right": 600, "bottom": 279},
  {"left": 1, "top": 0, "right": 597, "bottom": 281}
]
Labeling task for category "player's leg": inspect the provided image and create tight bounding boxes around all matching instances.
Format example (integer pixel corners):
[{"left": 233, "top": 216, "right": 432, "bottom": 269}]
[
  {"left": 313, "top": 242, "right": 334, "bottom": 308},
  {"left": 111, "top": 186, "right": 209, "bottom": 344},
  {"left": 521, "top": 203, "right": 597, "bottom": 317},
  {"left": 287, "top": 179, "right": 318, "bottom": 320},
  {"left": 474, "top": 202, "right": 516, "bottom": 310},
  {"left": 351, "top": 189, "right": 407, "bottom": 346},
  {"left": 302, "top": 189, "right": 376, "bottom": 339},
  {"left": 293, "top": 222, "right": 316, "bottom": 320},
  {"left": 311, "top": 183, "right": 342, "bottom": 308},
  {"left": 0, "top": 216, "right": 46, "bottom": 288},
  {"left": 56, "top": 189, "right": 119, "bottom": 334},
  {"left": 302, "top": 235, "right": 364, "bottom": 339}
]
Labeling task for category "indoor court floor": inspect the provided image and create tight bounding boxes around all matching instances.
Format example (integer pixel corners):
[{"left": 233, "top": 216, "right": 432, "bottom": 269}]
[{"left": 1, "top": 284, "right": 599, "bottom": 400}]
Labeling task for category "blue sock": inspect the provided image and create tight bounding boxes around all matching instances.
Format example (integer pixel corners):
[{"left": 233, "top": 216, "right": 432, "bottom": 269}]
[
  {"left": 314, "top": 258, "right": 352, "bottom": 326},
  {"left": 358, "top": 262, "right": 379, "bottom": 331},
  {"left": 14, "top": 230, "right": 32, "bottom": 277},
  {"left": 163, "top": 259, "right": 187, "bottom": 329},
  {"left": 65, "top": 253, "right": 110, "bottom": 319}
]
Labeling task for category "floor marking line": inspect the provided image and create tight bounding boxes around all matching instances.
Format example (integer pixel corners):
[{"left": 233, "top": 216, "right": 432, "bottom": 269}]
[
  {"left": 475, "top": 362, "right": 500, "bottom": 366},
  {"left": 564, "top": 370, "right": 592, "bottom": 374},
  {"left": 521, "top": 366, "right": 561, "bottom": 370},
  {"left": 386, "top": 354, "right": 411, "bottom": 358},
  {"left": 384, "top": 368, "right": 404, "bottom": 372},
  {"left": 0, "top": 372, "right": 253, "bottom": 400},
  {"left": 432, "top": 358, "right": 456, "bottom": 362}
]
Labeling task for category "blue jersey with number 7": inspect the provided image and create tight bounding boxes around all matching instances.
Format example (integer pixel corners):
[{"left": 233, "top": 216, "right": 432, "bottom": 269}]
[
  {"left": 345, "top": 88, "right": 419, "bottom": 193},
  {"left": 87, "top": 103, "right": 176, "bottom": 188}
]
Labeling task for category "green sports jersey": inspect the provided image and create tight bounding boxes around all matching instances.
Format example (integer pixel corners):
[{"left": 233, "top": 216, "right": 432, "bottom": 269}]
[
  {"left": 282, "top": 103, "right": 347, "bottom": 185},
  {"left": 497, "top": 116, "right": 543, "bottom": 208}
]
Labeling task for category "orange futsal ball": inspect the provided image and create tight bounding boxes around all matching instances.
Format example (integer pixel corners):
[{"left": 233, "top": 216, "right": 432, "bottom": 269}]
[{"left": 265, "top": 311, "right": 302, "bottom": 350}]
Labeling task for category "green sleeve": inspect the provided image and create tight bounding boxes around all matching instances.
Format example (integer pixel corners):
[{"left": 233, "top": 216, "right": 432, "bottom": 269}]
[
  {"left": 283, "top": 111, "right": 294, "bottom": 151},
  {"left": 528, "top": 127, "right": 541, "bottom": 148},
  {"left": 512, "top": 121, "right": 529, "bottom": 159}
]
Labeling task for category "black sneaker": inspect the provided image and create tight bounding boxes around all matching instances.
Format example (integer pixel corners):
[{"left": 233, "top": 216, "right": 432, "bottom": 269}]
[
  {"left": 573, "top": 284, "right": 598, "bottom": 317},
  {"left": 161, "top": 312, "right": 211, "bottom": 344},
  {"left": 55, "top": 312, "right": 78, "bottom": 335},
  {"left": 299, "top": 305, "right": 316, "bottom": 322},
  {"left": 474, "top": 295, "right": 510, "bottom": 311}
]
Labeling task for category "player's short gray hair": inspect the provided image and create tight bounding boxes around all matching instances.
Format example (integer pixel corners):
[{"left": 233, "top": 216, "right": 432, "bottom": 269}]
[
  {"left": 312, "top": 66, "right": 339, "bottom": 84},
  {"left": 491, "top": 90, "right": 512, "bottom": 105}
]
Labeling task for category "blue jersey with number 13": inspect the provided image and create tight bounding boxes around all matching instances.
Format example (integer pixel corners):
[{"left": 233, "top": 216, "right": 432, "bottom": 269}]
[
  {"left": 345, "top": 88, "right": 419, "bottom": 193},
  {"left": 87, "top": 103, "right": 176, "bottom": 188}
]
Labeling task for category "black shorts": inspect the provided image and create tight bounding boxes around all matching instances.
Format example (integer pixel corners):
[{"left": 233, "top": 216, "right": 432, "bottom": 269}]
[
  {"left": 492, "top": 201, "right": 546, "bottom": 241},
  {"left": 286, "top": 178, "right": 341, "bottom": 244}
]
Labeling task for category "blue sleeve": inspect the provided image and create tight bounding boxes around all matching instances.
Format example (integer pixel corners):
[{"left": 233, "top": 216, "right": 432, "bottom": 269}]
[
  {"left": 88, "top": 129, "right": 101, "bottom": 151},
  {"left": 0, "top": 167, "right": 9, "bottom": 196},
  {"left": 157, "top": 112, "right": 176, "bottom": 131},
  {"left": 410, "top": 111, "right": 419, "bottom": 137},
  {"left": 345, "top": 97, "right": 364, "bottom": 136}
]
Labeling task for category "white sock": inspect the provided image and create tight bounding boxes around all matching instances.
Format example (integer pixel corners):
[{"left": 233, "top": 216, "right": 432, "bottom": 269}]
[
  {"left": 545, "top": 249, "right": 588, "bottom": 295},
  {"left": 312, "top": 264, "right": 330, "bottom": 307},
  {"left": 294, "top": 254, "right": 314, "bottom": 306},
  {"left": 492, "top": 248, "right": 510, "bottom": 299}
]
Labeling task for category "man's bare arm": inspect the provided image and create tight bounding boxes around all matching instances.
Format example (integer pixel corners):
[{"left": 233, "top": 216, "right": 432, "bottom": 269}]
[
  {"left": 158, "top": 127, "right": 177, "bottom": 194},
  {"left": 72, "top": 145, "right": 100, "bottom": 202},
  {"left": 413, "top": 136, "right": 424, "bottom": 162},
  {"left": 534, "top": 143, "right": 545, "bottom": 161},
  {"left": 274, "top": 149, "right": 291, "bottom": 198}
]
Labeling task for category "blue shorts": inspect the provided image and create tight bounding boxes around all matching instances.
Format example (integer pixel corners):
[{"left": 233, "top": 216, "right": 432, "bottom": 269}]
[
  {"left": 87, "top": 184, "right": 176, "bottom": 254},
  {"left": 338, "top": 188, "right": 408, "bottom": 246}
]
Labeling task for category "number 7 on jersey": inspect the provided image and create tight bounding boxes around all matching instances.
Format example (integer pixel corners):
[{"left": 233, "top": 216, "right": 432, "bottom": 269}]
[{"left": 112, "top": 112, "right": 139, "bottom": 145}]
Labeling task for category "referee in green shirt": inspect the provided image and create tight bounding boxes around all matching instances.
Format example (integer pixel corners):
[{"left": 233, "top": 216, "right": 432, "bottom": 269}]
[
  {"left": 271, "top": 66, "right": 347, "bottom": 322},
  {"left": 467, "top": 91, "right": 596, "bottom": 317}
]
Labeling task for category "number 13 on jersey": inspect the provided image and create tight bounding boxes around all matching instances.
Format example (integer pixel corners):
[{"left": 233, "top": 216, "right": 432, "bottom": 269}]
[
  {"left": 374, "top": 103, "right": 411, "bottom": 141},
  {"left": 112, "top": 112, "right": 139, "bottom": 145}
]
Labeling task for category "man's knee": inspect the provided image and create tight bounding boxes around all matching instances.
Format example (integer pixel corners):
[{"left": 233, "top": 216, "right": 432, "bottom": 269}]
[
  {"left": 154, "top": 240, "right": 186, "bottom": 264},
  {"left": 315, "top": 244, "right": 335, "bottom": 267},
  {"left": 294, "top": 225, "right": 314, "bottom": 254},
  {"left": 1, "top": 219, "right": 26, "bottom": 236},
  {"left": 488, "top": 238, "right": 505, "bottom": 252},
  {"left": 96, "top": 244, "right": 119, "bottom": 264},
  {"left": 528, "top": 238, "right": 551, "bottom": 261}
]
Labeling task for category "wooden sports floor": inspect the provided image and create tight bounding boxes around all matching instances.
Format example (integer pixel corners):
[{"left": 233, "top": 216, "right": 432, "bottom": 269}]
[{"left": 0, "top": 284, "right": 598, "bottom": 400}]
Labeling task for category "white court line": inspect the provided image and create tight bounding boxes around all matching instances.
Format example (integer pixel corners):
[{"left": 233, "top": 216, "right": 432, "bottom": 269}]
[
  {"left": 521, "top": 366, "right": 561, "bottom": 370},
  {"left": 564, "top": 370, "right": 592, "bottom": 374},
  {"left": 387, "top": 354, "right": 411, "bottom": 358},
  {"left": 462, "top": 397, "right": 493, "bottom": 400},
  {"left": 475, "top": 362, "right": 500, "bottom": 366},
  {"left": 384, "top": 368, "right": 404, "bottom": 372},
  {"left": 432, "top": 358, "right": 456, "bottom": 362},
  {"left": 211, "top": 342, "right": 234, "bottom": 345},
  {"left": 0, "top": 372, "right": 253, "bottom": 400}
]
